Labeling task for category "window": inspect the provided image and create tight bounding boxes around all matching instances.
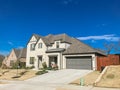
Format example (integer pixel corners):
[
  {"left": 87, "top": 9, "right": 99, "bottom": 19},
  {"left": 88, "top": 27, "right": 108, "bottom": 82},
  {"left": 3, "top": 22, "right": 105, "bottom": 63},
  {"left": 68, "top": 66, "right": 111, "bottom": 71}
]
[
  {"left": 30, "top": 57, "right": 35, "bottom": 64},
  {"left": 56, "top": 42, "right": 59, "bottom": 48},
  {"left": 38, "top": 43, "right": 42, "bottom": 48},
  {"left": 30, "top": 43, "right": 35, "bottom": 51}
]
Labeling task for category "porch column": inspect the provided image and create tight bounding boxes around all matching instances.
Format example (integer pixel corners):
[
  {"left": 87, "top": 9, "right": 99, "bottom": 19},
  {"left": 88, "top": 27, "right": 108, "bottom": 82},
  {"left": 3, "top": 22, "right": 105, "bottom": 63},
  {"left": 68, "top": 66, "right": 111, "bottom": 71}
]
[
  {"left": 57, "top": 54, "right": 61, "bottom": 69},
  {"left": 92, "top": 55, "right": 96, "bottom": 70}
]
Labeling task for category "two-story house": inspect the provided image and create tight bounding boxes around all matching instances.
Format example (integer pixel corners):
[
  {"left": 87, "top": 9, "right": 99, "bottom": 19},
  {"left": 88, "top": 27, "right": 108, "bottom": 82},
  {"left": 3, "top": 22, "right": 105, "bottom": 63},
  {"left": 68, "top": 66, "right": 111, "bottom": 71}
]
[{"left": 26, "top": 34, "right": 105, "bottom": 70}]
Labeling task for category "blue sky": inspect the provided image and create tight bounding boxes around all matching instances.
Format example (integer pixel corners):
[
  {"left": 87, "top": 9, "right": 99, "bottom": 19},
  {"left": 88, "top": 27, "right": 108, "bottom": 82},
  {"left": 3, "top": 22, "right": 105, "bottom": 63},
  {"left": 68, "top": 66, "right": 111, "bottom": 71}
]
[{"left": 0, "top": 0, "right": 120, "bottom": 55}]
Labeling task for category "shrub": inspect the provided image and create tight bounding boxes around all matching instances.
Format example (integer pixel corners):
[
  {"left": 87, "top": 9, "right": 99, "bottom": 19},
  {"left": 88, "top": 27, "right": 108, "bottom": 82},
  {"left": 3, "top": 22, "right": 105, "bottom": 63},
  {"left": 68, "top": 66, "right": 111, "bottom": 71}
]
[
  {"left": 42, "top": 62, "right": 47, "bottom": 69},
  {"left": 11, "top": 61, "right": 19, "bottom": 69},
  {"left": 10, "top": 60, "right": 26, "bottom": 69},
  {"left": 19, "top": 62, "right": 26, "bottom": 69},
  {"left": 25, "top": 66, "right": 35, "bottom": 69},
  {"left": 36, "top": 70, "right": 48, "bottom": 75},
  {"left": 46, "top": 67, "right": 52, "bottom": 70}
]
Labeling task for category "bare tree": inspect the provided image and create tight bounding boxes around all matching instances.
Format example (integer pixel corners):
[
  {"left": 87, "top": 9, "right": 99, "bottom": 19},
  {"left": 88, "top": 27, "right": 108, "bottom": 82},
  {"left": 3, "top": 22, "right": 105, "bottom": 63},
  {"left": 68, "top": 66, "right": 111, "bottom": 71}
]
[
  {"left": 104, "top": 43, "right": 115, "bottom": 55},
  {"left": 114, "top": 39, "right": 120, "bottom": 52}
]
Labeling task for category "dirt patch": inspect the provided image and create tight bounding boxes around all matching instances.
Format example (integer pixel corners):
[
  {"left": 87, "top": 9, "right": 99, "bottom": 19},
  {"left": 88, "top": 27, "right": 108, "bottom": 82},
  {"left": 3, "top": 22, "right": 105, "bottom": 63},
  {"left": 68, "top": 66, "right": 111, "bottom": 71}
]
[
  {"left": 96, "top": 65, "right": 120, "bottom": 88},
  {"left": 0, "top": 81, "right": 8, "bottom": 84},
  {"left": 0, "top": 69, "right": 37, "bottom": 81},
  {"left": 70, "top": 71, "right": 100, "bottom": 86}
]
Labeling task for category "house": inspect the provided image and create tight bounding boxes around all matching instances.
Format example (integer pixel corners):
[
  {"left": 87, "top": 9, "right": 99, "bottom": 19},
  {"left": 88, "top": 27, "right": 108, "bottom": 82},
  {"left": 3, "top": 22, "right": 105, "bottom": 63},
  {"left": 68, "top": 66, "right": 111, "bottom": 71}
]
[
  {"left": 3, "top": 48, "right": 26, "bottom": 68},
  {"left": 26, "top": 33, "right": 105, "bottom": 70}
]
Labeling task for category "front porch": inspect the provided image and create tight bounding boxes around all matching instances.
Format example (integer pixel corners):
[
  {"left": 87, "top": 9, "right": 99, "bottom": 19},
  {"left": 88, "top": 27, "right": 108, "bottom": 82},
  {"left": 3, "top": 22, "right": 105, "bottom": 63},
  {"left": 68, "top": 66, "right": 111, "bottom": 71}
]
[
  {"left": 47, "top": 53, "right": 62, "bottom": 69},
  {"left": 46, "top": 49, "right": 65, "bottom": 69},
  {"left": 36, "top": 54, "right": 62, "bottom": 70},
  {"left": 49, "top": 56, "right": 58, "bottom": 68}
]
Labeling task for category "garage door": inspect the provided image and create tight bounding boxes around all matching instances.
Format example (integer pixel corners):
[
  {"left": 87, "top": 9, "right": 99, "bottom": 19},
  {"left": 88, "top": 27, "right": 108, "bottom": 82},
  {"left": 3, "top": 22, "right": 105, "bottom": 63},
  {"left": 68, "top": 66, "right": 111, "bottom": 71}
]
[{"left": 66, "top": 57, "right": 92, "bottom": 70}]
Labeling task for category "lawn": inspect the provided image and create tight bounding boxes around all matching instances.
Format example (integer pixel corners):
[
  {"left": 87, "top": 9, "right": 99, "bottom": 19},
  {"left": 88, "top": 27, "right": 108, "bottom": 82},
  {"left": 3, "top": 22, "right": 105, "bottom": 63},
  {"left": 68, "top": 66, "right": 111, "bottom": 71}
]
[
  {"left": 96, "top": 65, "right": 120, "bottom": 88},
  {"left": 70, "top": 65, "right": 120, "bottom": 88},
  {"left": 70, "top": 71, "right": 100, "bottom": 86},
  {"left": 0, "top": 69, "right": 37, "bottom": 81}
]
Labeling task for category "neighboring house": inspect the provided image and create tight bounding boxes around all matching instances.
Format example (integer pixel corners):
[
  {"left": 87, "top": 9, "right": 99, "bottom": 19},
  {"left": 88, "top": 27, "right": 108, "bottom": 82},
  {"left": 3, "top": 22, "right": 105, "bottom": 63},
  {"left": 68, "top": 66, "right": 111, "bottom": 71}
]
[
  {"left": 3, "top": 48, "right": 26, "bottom": 67},
  {"left": 26, "top": 33, "right": 105, "bottom": 70}
]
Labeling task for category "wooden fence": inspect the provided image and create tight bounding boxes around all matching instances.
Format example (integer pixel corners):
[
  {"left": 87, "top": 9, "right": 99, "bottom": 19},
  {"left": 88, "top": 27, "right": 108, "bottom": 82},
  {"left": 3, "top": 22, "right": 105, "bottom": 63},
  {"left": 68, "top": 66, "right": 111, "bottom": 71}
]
[{"left": 97, "top": 55, "right": 120, "bottom": 71}]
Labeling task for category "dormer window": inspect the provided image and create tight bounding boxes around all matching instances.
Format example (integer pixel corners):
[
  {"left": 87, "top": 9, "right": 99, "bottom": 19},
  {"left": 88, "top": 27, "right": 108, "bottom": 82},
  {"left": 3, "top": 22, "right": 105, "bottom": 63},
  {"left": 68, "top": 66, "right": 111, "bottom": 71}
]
[
  {"left": 38, "top": 43, "right": 42, "bottom": 48},
  {"left": 30, "top": 43, "right": 35, "bottom": 51},
  {"left": 56, "top": 42, "right": 59, "bottom": 48}
]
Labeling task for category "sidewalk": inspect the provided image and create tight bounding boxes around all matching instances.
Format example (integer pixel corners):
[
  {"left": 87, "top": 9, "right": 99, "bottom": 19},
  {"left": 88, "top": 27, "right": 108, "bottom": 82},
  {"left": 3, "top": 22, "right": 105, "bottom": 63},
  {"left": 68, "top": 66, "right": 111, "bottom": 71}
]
[{"left": 56, "top": 85, "right": 120, "bottom": 90}]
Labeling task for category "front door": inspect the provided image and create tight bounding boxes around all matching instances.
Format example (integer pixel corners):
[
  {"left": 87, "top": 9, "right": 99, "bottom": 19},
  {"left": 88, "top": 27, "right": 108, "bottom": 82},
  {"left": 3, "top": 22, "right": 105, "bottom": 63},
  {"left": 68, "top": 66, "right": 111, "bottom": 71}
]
[{"left": 38, "top": 56, "right": 42, "bottom": 68}]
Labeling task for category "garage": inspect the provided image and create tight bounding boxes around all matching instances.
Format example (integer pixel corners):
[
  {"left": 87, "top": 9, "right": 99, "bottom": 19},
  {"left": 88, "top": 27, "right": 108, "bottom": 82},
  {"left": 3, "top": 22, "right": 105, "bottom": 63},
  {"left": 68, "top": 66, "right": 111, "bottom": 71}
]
[{"left": 66, "top": 56, "right": 92, "bottom": 70}]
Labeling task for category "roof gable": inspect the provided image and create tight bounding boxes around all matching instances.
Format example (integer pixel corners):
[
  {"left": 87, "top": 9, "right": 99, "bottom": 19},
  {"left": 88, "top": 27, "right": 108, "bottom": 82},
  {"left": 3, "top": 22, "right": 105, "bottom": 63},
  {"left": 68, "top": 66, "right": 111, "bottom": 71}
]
[
  {"left": 27, "top": 34, "right": 42, "bottom": 45},
  {"left": 7, "top": 49, "right": 18, "bottom": 60}
]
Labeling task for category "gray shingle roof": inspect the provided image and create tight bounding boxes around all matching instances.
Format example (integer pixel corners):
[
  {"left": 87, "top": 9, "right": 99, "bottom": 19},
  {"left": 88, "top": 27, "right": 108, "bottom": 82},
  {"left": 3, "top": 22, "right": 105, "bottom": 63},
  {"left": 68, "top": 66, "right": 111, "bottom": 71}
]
[
  {"left": 33, "top": 34, "right": 42, "bottom": 40},
  {"left": 32, "top": 33, "right": 106, "bottom": 55},
  {"left": 19, "top": 48, "right": 27, "bottom": 58},
  {"left": 14, "top": 49, "right": 21, "bottom": 58},
  {"left": 14, "top": 48, "right": 27, "bottom": 58},
  {"left": 46, "top": 33, "right": 72, "bottom": 44},
  {"left": 63, "top": 38, "right": 106, "bottom": 55}
]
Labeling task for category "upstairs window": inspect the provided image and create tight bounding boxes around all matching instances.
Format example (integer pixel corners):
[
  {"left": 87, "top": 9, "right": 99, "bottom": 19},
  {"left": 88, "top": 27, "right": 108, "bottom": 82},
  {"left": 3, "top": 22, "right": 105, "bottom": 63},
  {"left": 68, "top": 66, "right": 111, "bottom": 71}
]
[
  {"left": 38, "top": 43, "right": 42, "bottom": 48},
  {"left": 30, "top": 43, "right": 35, "bottom": 51},
  {"left": 56, "top": 42, "right": 59, "bottom": 48}
]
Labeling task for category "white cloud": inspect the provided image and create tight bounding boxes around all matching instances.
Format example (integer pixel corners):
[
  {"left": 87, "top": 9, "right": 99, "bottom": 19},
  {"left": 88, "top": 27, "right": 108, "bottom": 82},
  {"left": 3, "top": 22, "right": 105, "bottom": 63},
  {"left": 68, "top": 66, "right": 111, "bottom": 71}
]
[
  {"left": 0, "top": 50, "right": 9, "bottom": 56},
  {"left": 8, "top": 41, "right": 14, "bottom": 46},
  {"left": 77, "top": 34, "right": 120, "bottom": 42}
]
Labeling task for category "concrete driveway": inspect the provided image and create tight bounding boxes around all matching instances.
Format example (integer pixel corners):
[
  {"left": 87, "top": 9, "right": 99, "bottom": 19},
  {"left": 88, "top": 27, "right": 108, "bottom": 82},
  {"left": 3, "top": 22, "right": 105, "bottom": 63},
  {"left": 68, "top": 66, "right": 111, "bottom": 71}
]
[
  {"left": 0, "top": 69, "right": 91, "bottom": 90},
  {"left": 26, "top": 69, "right": 92, "bottom": 84}
]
